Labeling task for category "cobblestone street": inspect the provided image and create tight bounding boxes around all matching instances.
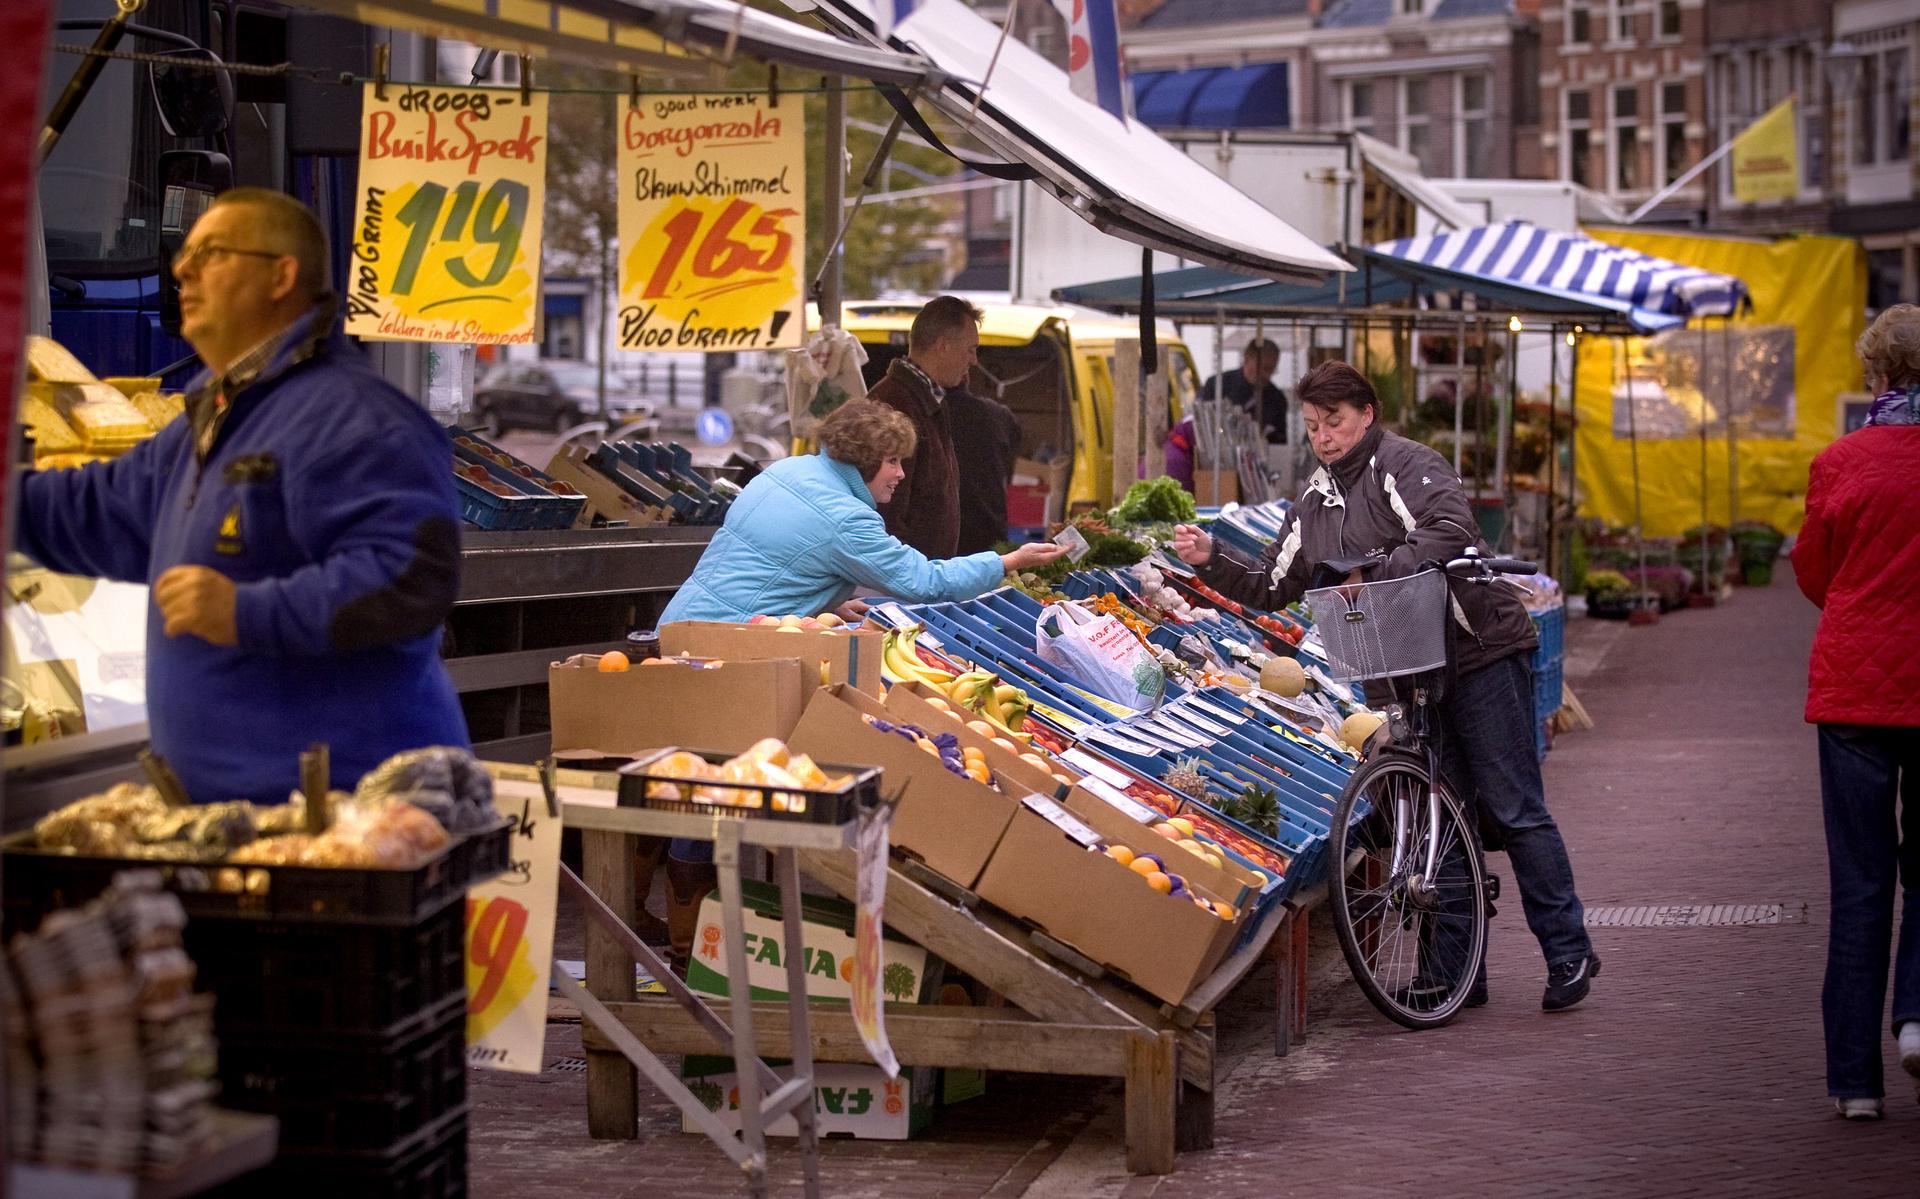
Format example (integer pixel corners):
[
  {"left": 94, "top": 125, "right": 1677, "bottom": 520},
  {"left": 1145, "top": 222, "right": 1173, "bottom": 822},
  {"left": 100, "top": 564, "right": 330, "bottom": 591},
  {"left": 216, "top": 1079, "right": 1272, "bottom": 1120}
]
[{"left": 470, "top": 570, "right": 1920, "bottom": 1197}]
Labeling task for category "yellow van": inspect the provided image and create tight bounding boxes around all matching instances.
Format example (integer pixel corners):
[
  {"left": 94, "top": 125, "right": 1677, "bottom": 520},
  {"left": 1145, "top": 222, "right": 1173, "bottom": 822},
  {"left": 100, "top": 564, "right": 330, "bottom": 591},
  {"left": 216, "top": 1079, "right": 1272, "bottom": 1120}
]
[{"left": 837, "top": 302, "right": 1201, "bottom": 516}]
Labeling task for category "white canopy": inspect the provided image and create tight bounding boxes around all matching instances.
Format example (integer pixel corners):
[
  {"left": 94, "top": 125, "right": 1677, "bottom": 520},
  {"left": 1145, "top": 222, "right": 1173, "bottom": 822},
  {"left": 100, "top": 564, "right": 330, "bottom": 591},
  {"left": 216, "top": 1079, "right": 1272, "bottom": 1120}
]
[
  {"left": 814, "top": 0, "right": 1349, "bottom": 284},
  {"left": 290, "top": 0, "right": 938, "bottom": 86}
]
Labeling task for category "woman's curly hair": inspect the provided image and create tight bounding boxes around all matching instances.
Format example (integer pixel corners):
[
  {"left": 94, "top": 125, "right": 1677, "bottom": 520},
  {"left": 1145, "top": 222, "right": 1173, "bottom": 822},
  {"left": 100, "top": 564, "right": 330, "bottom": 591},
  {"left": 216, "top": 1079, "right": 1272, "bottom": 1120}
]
[
  {"left": 818, "top": 399, "right": 917, "bottom": 479},
  {"left": 1858, "top": 304, "right": 1920, "bottom": 390}
]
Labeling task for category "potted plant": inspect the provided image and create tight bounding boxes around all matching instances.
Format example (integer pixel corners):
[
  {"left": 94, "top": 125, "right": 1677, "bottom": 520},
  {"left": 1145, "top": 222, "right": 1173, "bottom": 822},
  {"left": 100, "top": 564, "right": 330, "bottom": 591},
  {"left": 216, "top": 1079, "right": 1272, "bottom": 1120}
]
[{"left": 1585, "top": 569, "right": 1636, "bottom": 619}]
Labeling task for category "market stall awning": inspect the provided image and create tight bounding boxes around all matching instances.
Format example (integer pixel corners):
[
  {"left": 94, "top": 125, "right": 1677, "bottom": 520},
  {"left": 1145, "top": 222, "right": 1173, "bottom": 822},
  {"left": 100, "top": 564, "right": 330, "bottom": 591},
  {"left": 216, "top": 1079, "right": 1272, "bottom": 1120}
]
[
  {"left": 285, "top": 0, "right": 939, "bottom": 86},
  {"left": 807, "top": 0, "right": 1349, "bottom": 284},
  {"left": 1050, "top": 242, "right": 1684, "bottom": 334},
  {"left": 1354, "top": 134, "right": 1478, "bottom": 232},
  {"left": 1376, "top": 221, "right": 1751, "bottom": 319},
  {"left": 1130, "top": 63, "right": 1291, "bottom": 130}
]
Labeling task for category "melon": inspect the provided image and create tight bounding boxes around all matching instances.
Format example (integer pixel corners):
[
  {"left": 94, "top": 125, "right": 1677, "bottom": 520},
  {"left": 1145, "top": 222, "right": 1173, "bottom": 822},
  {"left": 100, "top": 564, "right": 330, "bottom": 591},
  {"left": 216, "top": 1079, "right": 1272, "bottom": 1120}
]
[
  {"left": 1260, "top": 657, "right": 1307, "bottom": 698},
  {"left": 1340, "top": 710, "right": 1386, "bottom": 751}
]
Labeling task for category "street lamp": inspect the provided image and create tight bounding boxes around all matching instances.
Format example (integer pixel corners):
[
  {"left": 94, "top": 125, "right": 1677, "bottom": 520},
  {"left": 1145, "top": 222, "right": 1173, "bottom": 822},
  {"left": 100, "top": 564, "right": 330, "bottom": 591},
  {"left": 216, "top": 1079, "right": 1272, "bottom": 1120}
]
[{"left": 1825, "top": 39, "right": 1865, "bottom": 101}]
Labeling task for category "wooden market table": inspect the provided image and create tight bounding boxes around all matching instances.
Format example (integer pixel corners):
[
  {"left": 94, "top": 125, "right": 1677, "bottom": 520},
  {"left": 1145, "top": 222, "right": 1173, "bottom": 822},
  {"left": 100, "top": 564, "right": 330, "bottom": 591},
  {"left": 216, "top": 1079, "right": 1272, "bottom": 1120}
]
[{"left": 573, "top": 815, "right": 1324, "bottom": 1178}]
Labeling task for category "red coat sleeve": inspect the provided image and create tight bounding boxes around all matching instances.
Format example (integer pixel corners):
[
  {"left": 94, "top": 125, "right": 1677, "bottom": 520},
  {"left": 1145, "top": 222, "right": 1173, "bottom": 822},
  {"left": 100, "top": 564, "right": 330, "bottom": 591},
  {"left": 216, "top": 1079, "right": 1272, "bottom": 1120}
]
[{"left": 1792, "top": 448, "right": 1835, "bottom": 609}]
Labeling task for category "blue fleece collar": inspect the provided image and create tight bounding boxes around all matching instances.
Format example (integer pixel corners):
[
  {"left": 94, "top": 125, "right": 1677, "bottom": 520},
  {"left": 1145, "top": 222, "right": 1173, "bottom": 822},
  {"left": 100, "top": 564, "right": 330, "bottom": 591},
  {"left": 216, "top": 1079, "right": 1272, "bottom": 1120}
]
[{"left": 824, "top": 454, "right": 879, "bottom": 510}]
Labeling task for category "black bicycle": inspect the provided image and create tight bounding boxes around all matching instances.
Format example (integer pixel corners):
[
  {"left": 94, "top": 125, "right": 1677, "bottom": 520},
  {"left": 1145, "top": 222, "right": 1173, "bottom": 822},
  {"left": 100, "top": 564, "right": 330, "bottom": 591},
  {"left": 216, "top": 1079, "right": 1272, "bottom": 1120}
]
[{"left": 1306, "top": 549, "right": 1537, "bottom": 1029}]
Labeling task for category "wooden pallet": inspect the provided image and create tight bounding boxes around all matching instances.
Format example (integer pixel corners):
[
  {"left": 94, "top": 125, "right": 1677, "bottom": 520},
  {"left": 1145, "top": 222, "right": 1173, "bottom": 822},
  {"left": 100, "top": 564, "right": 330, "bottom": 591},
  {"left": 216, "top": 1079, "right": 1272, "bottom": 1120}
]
[{"left": 577, "top": 831, "right": 1315, "bottom": 1176}]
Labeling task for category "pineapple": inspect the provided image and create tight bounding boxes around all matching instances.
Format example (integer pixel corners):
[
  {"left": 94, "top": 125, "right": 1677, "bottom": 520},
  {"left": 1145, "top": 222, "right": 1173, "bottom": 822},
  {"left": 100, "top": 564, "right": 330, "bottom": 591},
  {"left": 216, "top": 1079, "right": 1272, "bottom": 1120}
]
[
  {"left": 1162, "top": 755, "right": 1211, "bottom": 802},
  {"left": 1235, "top": 784, "right": 1282, "bottom": 839}
]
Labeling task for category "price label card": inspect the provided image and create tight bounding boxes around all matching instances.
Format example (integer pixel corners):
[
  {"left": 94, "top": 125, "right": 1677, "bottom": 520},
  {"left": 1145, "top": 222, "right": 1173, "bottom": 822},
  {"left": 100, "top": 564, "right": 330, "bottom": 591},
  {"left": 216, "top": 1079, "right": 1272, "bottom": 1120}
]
[
  {"left": 467, "top": 770, "right": 564, "bottom": 1073},
  {"left": 347, "top": 83, "right": 548, "bottom": 345},
  {"left": 1076, "top": 776, "right": 1163, "bottom": 825},
  {"left": 616, "top": 92, "right": 805, "bottom": 353},
  {"left": 1020, "top": 793, "right": 1103, "bottom": 849}
]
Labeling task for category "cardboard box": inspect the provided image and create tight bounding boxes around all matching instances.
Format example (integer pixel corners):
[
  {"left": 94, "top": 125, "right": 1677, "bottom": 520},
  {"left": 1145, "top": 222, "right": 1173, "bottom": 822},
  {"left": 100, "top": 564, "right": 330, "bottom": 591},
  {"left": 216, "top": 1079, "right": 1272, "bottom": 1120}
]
[
  {"left": 680, "top": 1057, "right": 935, "bottom": 1140},
  {"left": 1011, "top": 456, "right": 1071, "bottom": 526},
  {"left": 1058, "top": 784, "right": 1260, "bottom": 911},
  {"left": 1190, "top": 469, "right": 1239, "bottom": 507},
  {"left": 662, "top": 621, "right": 884, "bottom": 696},
  {"left": 788, "top": 685, "right": 1021, "bottom": 889},
  {"left": 683, "top": 879, "right": 935, "bottom": 1005},
  {"left": 881, "top": 682, "right": 1070, "bottom": 798},
  {"left": 548, "top": 655, "right": 806, "bottom": 757},
  {"left": 975, "top": 794, "right": 1243, "bottom": 1006}
]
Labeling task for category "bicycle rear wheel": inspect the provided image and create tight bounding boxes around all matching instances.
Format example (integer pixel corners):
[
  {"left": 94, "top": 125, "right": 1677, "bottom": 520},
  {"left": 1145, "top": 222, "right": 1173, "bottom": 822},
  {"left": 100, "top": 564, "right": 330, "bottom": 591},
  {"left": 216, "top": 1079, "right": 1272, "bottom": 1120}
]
[{"left": 1328, "top": 752, "right": 1487, "bottom": 1030}]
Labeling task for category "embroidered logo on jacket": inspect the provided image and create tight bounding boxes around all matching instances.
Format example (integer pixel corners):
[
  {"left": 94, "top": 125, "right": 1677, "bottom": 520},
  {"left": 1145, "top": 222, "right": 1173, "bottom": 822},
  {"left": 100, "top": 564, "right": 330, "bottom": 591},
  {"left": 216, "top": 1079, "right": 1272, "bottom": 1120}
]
[{"left": 214, "top": 505, "right": 245, "bottom": 556}]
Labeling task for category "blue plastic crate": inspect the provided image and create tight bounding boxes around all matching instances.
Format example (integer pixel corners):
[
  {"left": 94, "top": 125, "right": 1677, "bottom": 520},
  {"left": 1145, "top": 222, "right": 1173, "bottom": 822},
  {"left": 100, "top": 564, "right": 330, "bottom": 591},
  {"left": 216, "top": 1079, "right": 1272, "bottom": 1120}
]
[
  {"left": 453, "top": 476, "right": 532, "bottom": 530},
  {"left": 1529, "top": 604, "right": 1566, "bottom": 672}
]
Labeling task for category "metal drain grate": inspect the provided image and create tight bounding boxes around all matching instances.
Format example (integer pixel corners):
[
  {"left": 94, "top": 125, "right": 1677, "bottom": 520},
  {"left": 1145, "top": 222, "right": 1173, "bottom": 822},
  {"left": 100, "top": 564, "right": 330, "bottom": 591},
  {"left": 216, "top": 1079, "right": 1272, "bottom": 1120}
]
[
  {"left": 1585, "top": 903, "right": 1808, "bottom": 928},
  {"left": 549, "top": 1057, "right": 589, "bottom": 1073}
]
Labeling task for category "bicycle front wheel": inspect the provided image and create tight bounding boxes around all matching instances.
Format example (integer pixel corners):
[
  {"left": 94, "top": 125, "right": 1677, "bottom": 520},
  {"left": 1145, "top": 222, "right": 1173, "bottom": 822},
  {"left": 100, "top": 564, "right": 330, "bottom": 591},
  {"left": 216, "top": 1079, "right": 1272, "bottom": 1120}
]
[{"left": 1328, "top": 753, "right": 1487, "bottom": 1030}]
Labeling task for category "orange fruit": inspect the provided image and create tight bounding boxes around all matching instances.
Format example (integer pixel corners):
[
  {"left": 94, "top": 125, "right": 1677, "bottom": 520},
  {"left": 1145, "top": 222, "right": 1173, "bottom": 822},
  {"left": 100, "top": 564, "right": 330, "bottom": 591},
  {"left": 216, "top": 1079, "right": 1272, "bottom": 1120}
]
[
  {"left": 965, "top": 720, "right": 996, "bottom": 737},
  {"left": 917, "top": 739, "right": 940, "bottom": 756},
  {"left": 598, "top": 651, "right": 630, "bottom": 672},
  {"left": 1153, "top": 823, "right": 1181, "bottom": 840},
  {"left": 1107, "top": 845, "right": 1136, "bottom": 867},
  {"left": 1128, "top": 857, "right": 1158, "bottom": 877},
  {"left": 1145, "top": 871, "right": 1173, "bottom": 894}
]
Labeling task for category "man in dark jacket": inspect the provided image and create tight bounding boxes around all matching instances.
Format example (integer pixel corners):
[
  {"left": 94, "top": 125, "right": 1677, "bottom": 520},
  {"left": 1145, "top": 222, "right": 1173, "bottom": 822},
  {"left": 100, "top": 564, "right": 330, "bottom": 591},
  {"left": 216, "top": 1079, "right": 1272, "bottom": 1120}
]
[
  {"left": 15, "top": 189, "right": 469, "bottom": 802},
  {"left": 867, "top": 295, "right": 980, "bottom": 557},
  {"left": 947, "top": 386, "right": 1023, "bottom": 554},
  {"left": 1200, "top": 337, "right": 1288, "bottom": 444}
]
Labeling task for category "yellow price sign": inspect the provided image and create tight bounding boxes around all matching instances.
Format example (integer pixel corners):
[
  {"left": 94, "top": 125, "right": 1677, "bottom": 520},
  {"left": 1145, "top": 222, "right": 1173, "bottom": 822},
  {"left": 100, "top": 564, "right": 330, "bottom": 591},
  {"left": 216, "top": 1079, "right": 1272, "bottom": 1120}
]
[
  {"left": 616, "top": 93, "right": 806, "bottom": 353},
  {"left": 347, "top": 83, "right": 548, "bottom": 345}
]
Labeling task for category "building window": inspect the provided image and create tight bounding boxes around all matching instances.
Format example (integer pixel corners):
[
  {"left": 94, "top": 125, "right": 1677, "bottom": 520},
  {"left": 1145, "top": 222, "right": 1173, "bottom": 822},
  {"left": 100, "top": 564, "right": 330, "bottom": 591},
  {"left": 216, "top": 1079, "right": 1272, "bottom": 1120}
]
[
  {"left": 1402, "top": 76, "right": 1438, "bottom": 175},
  {"left": 1610, "top": 0, "right": 1634, "bottom": 44},
  {"left": 1567, "top": 0, "right": 1591, "bottom": 48},
  {"left": 1346, "top": 80, "right": 1375, "bottom": 138},
  {"left": 1458, "top": 73, "right": 1491, "bottom": 177},
  {"left": 1565, "top": 89, "right": 1592, "bottom": 187},
  {"left": 1657, "top": 0, "right": 1680, "bottom": 40},
  {"left": 1793, "top": 45, "right": 1823, "bottom": 192},
  {"left": 1659, "top": 81, "right": 1688, "bottom": 186},
  {"left": 1400, "top": 0, "right": 1425, "bottom": 13},
  {"left": 1612, "top": 84, "right": 1641, "bottom": 192}
]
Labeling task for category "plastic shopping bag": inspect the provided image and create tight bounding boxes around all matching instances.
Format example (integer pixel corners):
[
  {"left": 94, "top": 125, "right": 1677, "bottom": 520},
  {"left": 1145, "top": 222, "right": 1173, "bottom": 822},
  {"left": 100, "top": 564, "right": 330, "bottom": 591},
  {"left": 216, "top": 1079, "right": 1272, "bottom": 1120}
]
[
  {"left": 785, "top": 326, "right": 869, "bottom": 440},
  {"left": 1035, "top": 601, "right": 1166, "bottom": 712}
]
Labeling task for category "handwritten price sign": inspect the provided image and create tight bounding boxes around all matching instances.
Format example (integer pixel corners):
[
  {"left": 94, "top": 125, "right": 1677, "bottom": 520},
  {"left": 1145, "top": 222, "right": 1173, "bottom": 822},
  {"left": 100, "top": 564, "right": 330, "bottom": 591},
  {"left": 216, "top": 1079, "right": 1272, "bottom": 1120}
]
[
  {"left": 466, "top": 773, "right": 562, "bottom": 1073},
  {"left": 616, "top": 92, "right": 806, "bottom": 353},
  {"left": 348, "top": 83, "right": 548, "bottom": 345}
]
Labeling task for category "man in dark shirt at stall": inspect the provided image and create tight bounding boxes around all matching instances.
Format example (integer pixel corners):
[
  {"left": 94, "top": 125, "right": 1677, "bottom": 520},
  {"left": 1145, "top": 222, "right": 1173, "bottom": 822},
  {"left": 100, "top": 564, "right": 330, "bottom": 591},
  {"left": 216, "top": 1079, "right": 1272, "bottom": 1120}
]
[
  {"left": 1200, "top": 336, "right": 1289, "bottom": 444},
  {"left": 947, "top": 386, "right": 1023, "bottom": 554}
]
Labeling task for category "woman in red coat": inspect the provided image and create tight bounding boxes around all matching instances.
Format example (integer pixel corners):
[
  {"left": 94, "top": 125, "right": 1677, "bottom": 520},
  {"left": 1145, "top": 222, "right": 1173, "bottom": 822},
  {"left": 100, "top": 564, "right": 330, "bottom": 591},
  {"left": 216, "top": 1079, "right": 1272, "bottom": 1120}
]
[{"left": 1793, "top": 303, "right": 1920, "bottom": 1120}]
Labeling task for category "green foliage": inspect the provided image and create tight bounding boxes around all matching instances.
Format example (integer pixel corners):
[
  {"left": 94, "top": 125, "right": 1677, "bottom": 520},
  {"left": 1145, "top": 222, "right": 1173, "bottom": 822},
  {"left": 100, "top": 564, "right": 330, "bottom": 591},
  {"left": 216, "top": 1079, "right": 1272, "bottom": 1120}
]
[
  {"left": 1108, "top": 477, "right": 1198, "bottom": 527},
  {"left": 1220, "top": 783, "right": 1281, "bottom": 838}
]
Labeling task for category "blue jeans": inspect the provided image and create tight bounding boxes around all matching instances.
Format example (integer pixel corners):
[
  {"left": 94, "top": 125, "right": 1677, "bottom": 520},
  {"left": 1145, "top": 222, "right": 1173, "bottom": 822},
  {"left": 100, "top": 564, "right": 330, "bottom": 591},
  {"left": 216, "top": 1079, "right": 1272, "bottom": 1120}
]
[
  {"left": 1437, "top": 652, "right": 1592, "bottom": 968},
  {"left": 1818, "top": 724, "right": 1920, "bottom": 1099}
]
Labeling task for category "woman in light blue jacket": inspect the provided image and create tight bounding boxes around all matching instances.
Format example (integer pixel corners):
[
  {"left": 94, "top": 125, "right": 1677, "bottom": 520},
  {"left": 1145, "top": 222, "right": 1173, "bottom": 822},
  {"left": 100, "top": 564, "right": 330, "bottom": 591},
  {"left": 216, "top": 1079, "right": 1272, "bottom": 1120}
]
[{"left": 661, "top": 399, "right": 1065, "bottom": 624}]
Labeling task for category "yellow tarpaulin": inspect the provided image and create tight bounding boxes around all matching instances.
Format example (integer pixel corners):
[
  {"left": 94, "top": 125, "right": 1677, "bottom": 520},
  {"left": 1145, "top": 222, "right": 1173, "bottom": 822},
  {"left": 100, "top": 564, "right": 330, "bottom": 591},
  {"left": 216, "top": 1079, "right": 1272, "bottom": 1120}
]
[{"left": 1574, "top": 229, "right": 1866, "bottom": 537}]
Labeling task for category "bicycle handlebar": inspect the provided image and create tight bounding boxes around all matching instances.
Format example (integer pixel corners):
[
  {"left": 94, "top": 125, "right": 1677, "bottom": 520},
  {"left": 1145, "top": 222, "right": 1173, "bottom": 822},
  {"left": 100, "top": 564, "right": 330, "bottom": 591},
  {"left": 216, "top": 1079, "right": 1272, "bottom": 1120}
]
[{"left": 1442, "top": 554, "right": 1538, "bottom": 576}]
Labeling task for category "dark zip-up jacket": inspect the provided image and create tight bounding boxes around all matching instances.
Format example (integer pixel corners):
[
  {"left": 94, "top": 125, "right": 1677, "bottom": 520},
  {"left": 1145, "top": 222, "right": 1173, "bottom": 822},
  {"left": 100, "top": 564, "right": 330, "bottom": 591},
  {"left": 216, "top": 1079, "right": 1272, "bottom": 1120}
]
[
  {"left": 1198, "top": 425, "right": 1537, "bottom": 676},
  {"left": 16, "top": 308, "right": 470, "bottom": 801},
  {"left": 869, "top": 358, "right": 961, "bottom": 559}
]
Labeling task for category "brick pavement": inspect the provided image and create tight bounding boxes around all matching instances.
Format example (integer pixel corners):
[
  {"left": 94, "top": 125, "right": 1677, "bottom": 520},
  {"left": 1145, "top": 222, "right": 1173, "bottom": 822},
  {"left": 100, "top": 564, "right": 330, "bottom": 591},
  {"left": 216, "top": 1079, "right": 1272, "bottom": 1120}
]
[{"left": 469, "top": 571, "right": 1920, "bottom": 1197}]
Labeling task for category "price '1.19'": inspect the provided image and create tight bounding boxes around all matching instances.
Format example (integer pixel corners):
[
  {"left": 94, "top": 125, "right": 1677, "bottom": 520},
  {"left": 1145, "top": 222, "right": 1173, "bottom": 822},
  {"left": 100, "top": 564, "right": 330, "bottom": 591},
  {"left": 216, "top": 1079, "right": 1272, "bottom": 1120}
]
[{"left": 390, "top": 178, "right": 530, "bottom": 296}]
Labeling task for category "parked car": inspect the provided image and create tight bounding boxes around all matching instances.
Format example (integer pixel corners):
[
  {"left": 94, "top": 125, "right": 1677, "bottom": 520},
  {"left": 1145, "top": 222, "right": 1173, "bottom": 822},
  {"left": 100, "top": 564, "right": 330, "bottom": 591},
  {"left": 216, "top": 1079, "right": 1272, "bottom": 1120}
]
[{"left": 470, "top": 361, "right": 649, "bottom": 433}]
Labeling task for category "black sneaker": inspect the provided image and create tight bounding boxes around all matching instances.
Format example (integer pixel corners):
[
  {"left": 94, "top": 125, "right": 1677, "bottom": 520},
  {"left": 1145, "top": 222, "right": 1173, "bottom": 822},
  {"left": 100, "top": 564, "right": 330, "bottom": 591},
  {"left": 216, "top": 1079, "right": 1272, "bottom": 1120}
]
[{"left": 1542, "top": 952, "right": 1602, "bottom": 1012}]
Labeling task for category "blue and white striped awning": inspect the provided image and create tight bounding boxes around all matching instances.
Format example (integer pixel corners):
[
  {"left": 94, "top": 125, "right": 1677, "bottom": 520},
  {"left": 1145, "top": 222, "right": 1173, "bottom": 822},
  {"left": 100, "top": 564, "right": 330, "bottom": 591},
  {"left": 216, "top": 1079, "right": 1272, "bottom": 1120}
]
[{"left": 1376, "top": 221, "right": 1749, "bottom": 320}]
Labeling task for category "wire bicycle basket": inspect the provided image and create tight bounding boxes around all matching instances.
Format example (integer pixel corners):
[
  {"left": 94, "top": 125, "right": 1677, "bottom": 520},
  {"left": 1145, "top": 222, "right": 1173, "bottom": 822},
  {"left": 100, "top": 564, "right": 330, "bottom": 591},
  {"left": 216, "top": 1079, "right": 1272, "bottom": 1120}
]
[{"left": 1304, "top": 569, "right": 1450, "bottom": 683}]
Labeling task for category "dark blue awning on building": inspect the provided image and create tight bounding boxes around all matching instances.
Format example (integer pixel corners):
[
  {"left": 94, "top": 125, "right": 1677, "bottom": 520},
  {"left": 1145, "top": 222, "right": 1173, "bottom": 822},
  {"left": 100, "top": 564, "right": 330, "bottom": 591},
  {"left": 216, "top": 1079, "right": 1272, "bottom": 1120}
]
[
  {"left": 544, "top": 293, "right": 585, "bottom": 318},
  {"left": 1130, "top": 63, "right": 1290, "bottom": 130}
]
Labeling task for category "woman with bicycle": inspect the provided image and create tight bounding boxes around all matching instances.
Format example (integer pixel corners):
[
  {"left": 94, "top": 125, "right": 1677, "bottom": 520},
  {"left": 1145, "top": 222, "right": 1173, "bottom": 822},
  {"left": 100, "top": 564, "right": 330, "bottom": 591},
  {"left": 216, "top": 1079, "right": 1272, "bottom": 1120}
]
[{"left": 1170, "top": 360, "right": 1601, "bottom": 1016}]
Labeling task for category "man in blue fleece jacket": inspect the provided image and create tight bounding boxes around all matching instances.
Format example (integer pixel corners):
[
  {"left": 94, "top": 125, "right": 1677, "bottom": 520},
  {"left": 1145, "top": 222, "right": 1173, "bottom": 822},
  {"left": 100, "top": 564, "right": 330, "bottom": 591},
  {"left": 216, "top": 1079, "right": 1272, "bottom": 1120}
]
[{"left": 15, "top": 189, "right": 469, "bottom": 802}]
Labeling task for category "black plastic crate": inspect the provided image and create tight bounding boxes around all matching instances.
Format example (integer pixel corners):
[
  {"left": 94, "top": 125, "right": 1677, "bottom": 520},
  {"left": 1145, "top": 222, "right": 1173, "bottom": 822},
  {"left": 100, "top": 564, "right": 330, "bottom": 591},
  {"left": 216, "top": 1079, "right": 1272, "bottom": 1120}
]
[
  {"left": 218, "top": 989, "right": 468, "bottom": 1153},
  {"left": 615, "top": 748, "right": 884, "bottom": 825},
  {"left": 2, "top": 819, "right": 510, "bottom": 931},
  {"left": 210, "top": 1106, "right": 468, "bottom": 1199},
  {"left": 192, "top": 898, "right": 467, "bottom": 1040}
]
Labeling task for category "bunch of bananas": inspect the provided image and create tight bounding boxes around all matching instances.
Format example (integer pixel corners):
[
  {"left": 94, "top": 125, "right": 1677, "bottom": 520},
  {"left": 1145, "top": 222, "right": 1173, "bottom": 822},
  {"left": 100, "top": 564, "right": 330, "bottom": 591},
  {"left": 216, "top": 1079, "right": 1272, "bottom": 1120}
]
[
  {"left": 879, "top": 627, "right": 1033, "bottom": 742},
  {"left": 880, "top": 626, "right": 955, "bottom": 687}
]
